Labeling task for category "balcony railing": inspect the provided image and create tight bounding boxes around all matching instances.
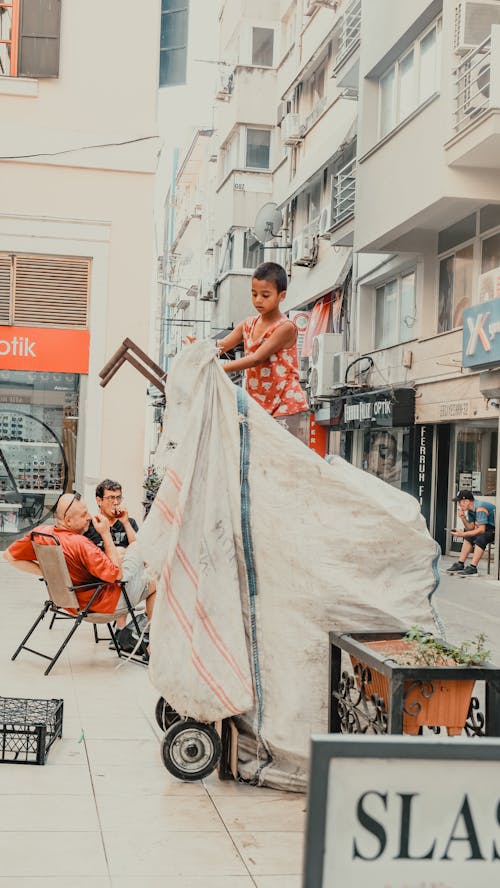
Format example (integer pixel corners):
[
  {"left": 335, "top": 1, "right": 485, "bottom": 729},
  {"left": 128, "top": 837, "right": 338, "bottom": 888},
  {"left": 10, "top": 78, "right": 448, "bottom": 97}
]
[
  {"left": 454, "top": 35, "right": 492, "bottom": 133},
  {"left": 334, "top": 0, "right": 361, "bottom": 72},
  {"left": 332, "top": 157, "right": 356, "bottom": 227}
]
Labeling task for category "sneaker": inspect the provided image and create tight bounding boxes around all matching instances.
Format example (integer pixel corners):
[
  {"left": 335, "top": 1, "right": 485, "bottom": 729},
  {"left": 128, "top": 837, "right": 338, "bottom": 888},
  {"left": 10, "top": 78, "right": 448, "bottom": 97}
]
[
  {"left": 461, "top": 564, "right": 478, "bottom": 576},
  {"left": 447, "top": 561, "right": 464, "bottom": 572}
]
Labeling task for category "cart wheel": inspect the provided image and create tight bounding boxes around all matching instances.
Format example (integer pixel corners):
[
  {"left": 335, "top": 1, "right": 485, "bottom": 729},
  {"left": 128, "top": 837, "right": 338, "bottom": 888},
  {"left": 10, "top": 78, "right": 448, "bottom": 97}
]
[
  {"left": 155, "top": 697, "right": 180, "bottom": 732},
  {"left": 160, "top": 719, "right": 222, "bottom": 781}
]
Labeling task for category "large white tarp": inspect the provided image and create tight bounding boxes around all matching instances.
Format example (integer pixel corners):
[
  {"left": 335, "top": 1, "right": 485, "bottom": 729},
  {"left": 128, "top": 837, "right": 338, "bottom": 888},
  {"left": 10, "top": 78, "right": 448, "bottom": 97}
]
[{"left": 138, "top": 341, "right": 442, "bottom": 791}]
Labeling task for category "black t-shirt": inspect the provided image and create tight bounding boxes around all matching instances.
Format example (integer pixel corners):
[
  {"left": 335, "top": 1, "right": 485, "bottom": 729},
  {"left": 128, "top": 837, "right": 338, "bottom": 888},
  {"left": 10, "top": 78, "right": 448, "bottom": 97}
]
[{"left": 84, "top": 517, "right": 138, "bottom": 550}]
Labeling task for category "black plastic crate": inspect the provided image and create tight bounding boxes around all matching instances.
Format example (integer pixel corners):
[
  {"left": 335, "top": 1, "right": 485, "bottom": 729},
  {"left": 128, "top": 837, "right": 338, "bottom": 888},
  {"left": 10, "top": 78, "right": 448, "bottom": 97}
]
[{"left": 0, "top": 696, "right": 63, "bottom": 765}]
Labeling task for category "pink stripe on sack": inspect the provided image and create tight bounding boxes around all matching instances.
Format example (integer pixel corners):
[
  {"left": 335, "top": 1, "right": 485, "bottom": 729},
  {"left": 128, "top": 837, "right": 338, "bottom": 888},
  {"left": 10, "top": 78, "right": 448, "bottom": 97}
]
[
  {"left": 166, "top": 468, "right": 182, "bottom": 491},
  {"left": 176, "top": 543, "right": 198, "bottom": 588},
  {"left": 155, "top": 496, "right": 183, "bottom": 528},
  {"left": 191, "top": 649, "right": 241, "bottom": 715},
  {"left": 162, "top": 565, "right": 240, "bottom": 714},
  {"left": 173, "top": 545, "right": 252, "bottom": 697},
  {"left": 195, "top": 599, "right": 253, "bottom": 695},
  {"left": 154, "top": 497, "right": 175, "bottom": 524},
  {"left": 163, "top": 565, "right": 193, "bottom": 636}
]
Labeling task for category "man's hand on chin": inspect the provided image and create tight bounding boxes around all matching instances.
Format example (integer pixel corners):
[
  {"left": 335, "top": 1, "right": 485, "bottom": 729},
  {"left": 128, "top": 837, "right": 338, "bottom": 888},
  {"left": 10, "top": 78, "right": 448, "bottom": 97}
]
[{"left": 92, "top": 513, "right": 111, "bottom": 535}]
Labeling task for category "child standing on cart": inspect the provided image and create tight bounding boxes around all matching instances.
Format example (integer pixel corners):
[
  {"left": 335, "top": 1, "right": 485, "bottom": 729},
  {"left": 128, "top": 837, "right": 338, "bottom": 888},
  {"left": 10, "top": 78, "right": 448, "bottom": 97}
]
[{"left": 217, "top": 261, "right": 309, "bottom": 428}]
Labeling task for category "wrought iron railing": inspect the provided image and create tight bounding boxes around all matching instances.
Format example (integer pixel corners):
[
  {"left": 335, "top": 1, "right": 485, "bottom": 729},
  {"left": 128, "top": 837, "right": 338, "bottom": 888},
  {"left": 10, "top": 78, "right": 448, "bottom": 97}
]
[
  {"left": 332, "top": 157, "right": 356, "bottom": 227},
  {"left": 454, "top": 35, "right": 491, "bottom": 133},
  {"left": 334, "top": 0, "right": 361, "bottom": 71}
]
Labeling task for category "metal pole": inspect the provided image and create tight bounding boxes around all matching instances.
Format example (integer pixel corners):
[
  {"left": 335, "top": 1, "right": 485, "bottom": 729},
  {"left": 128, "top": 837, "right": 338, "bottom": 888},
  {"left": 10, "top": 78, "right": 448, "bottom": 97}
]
[{"left": 164, "top": 146, "right": 179, "bottom": 372}]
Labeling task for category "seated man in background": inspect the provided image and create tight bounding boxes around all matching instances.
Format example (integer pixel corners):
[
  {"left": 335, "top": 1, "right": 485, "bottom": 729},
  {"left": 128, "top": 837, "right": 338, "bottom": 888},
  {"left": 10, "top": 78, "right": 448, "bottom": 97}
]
[
  {"left": 84, "top": 478, "right": 138, "bottom": 550},
  {"left": 3, "top": 492, "right": 155, "bottom": 626},
  {"left": 448, "top": 489, "right": 496, "bottom": 576}
]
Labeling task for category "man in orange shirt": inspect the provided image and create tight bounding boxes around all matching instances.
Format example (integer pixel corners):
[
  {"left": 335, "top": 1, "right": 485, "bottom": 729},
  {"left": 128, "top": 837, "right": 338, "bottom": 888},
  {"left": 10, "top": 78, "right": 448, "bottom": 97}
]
[{"left": 4, "top": 492, "right": 156, "bottom": 620}]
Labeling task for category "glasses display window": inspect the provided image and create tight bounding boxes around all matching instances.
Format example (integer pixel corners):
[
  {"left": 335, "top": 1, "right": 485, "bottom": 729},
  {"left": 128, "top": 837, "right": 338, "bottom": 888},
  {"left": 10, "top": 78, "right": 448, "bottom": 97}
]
[
  {"left": 0, "top": 371, "right": 79, "bottom": 543},
  {"left": 362, "top": 428, "right": 410, "bottom": 491}
]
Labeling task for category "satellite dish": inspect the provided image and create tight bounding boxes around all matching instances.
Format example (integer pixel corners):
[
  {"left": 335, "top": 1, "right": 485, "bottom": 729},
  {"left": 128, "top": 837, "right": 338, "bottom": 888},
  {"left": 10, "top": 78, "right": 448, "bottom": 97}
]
[{"left": 253, "top": 202, "right": 283, "bottom": 244}]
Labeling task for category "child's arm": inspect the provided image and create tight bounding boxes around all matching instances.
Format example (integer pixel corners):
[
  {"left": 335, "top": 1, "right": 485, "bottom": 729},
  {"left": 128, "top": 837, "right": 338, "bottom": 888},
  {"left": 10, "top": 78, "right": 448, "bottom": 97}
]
[
  {"left": 216, "top": 322, "right": 244, "bottom": 354},
  {"left": 222, "top": 321, "right": 297, "bottom": 373}
]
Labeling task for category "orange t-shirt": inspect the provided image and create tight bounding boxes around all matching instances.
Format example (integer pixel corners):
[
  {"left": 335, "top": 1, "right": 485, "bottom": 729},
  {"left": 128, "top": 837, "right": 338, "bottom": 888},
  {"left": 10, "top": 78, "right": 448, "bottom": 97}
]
[
  {"left": 243, "top": 316, "right": 309, "bottom": 417},
  {"left": 8, "top": 525, "right": 122, "bottom": 614}
]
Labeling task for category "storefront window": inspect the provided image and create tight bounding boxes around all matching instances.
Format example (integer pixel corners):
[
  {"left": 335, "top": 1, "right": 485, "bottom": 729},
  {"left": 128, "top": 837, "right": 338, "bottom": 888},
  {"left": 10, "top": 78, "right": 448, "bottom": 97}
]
[
  {"left": 362, "top": 427, "right": 410, "bottom": 490},
  {"left": 454, "top": 424, "right": 497, "bottom": 497},
  {"left": 0, "top": 371, "right": 80, "bottom": 544}
]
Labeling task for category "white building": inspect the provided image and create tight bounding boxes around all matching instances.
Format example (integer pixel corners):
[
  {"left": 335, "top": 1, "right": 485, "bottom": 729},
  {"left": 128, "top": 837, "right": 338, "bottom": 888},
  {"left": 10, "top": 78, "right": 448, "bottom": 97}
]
[
  {"left": 0, "top": 0, "right": 161, "bottom": 539},
  {"left": 346, "top": 0, "right": 500, "bottom": 559}
]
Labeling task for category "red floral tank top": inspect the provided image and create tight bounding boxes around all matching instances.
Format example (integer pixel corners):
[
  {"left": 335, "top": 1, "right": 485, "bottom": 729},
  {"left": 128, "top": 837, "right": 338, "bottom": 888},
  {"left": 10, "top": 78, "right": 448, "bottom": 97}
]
[{"left": 242, "top": 316, "right": 309, "bottom": 417}]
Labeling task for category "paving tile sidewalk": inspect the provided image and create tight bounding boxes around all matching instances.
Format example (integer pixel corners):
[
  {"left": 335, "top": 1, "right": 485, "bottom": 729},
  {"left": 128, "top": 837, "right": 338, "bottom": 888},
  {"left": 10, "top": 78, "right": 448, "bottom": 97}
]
[{"left": 0, "top": 562, "right": 306, "bottom": 888}]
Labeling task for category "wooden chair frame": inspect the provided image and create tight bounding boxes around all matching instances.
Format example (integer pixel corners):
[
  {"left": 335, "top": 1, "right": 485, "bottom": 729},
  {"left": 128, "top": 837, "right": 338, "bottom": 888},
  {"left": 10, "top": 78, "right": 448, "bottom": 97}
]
[{"left": 11, "top": 531, "right": 147, "bottom": 675}]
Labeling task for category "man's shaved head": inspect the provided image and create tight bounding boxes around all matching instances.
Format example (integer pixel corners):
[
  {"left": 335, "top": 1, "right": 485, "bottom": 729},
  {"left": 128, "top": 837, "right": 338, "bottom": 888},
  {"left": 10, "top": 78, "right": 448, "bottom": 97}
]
[{"left": 55, "top": 493, "right": 75, "bottom": 521}]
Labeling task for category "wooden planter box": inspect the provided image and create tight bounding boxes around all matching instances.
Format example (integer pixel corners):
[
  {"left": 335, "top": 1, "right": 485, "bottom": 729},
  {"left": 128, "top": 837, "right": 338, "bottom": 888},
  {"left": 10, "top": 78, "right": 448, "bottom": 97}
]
[{"left": 328, "top": 631, "right": 500, "bottom": 737}]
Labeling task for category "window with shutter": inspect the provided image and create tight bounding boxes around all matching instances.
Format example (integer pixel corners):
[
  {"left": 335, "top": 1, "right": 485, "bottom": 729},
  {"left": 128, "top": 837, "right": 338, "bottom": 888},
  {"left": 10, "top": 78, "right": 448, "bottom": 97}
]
[
  {"left": 13, "top": 255, "right": 90, "bottom": 328},
  {"left": 0, "top": 255, "right": 12, "bottom": 324},
  {"left": 17, "top": 0, "right": 61, "bottom": 78}
]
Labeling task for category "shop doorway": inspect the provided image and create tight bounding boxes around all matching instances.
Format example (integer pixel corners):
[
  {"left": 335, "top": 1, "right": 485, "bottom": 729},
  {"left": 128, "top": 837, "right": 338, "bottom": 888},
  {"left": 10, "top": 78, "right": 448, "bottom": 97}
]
[{"left": 448, "top": 421, "right": 497, "bottom": 554}]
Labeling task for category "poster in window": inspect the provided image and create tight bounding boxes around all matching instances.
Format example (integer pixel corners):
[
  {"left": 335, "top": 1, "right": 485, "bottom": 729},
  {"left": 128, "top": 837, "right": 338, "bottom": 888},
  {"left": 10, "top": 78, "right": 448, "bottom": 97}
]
[{"left": 363, "top": 429, "right": 403, "bottom": 488}]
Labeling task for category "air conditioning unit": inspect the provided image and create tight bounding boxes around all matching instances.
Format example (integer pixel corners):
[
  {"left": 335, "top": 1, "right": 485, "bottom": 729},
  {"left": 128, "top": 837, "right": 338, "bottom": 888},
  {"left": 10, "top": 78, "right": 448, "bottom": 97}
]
[
  {"left": 311, "top": 333, "right": 343, "bottom": 365},
  {"left": 305, "top": 0, "right": 338, "bottom": 13},
  {"left": 215, "top": 69, "right": 234, "bottom": 100},
  {"left": 479, "top": 266, "right": 500, "bottom": 302},
  {"left": 277, "top": 100, "right": 291, "bottom": 125},
  {"left": 199, "top": 279, "right": 217, "bottom": 301},
  {"left": 292, "top": 232, "right": 317, "bottom": 266},
  {"left": 318, "top": 205, "right": 333, "bottom": 237},
  {"left": 454, "top": 1, "right": 500, "bottom": 54},
  {"left": 309, "top": 334, "right": 344, "bottom": 398},
  {"left": 332, "top": 351, "right": 360, "bottom": 389},
  {"left": 462, "top": 56, "right": 491, "bottom": 117},
  {"left": 281, "top": 112, "right": 304, "bottom": 145},
  {"left": 166, "top": 342, "right": 177, "bottom": 358}
]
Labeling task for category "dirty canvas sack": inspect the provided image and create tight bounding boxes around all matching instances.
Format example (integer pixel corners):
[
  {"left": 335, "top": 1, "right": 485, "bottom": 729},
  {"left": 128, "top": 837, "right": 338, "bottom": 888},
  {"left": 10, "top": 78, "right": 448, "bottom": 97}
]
[{"left": 138, "top": 341, "right": 441, "bottom": 791}]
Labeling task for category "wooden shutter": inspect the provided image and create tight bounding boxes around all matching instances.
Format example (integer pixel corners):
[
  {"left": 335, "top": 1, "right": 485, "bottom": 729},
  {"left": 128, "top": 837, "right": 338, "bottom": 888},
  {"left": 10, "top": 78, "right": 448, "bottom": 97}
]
[
  {"left": 13, "top": 255, "right": 90, "bottom": 328},
  {"left": 0, "top": 255, "right": 12, "bottom": 325},
  {"left": 18, "top": 0, "right": 61, "bottom": 78}
]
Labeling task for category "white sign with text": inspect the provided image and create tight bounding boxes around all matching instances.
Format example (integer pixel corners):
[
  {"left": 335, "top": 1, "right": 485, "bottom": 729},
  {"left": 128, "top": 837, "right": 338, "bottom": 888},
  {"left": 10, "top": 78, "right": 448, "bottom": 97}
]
[
  {"left": 303, "top": 740, "right": 500, "bottom": 888},
  {"left": 322, "top": 756, "right": 500, "bottom": 887}
]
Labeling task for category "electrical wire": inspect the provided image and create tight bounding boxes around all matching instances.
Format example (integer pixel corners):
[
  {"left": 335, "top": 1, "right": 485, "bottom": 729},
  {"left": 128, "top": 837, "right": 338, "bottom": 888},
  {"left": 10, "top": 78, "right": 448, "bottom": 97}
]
[{"left": 0, "top": 135, "right": 159, "bottom": 160}]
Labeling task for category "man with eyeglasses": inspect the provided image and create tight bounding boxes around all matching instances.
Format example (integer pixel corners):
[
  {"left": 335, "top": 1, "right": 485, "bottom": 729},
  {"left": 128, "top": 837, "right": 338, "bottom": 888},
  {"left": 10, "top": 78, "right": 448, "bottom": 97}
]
[
  {"left": 3, "top": 492, "right": 156, "bottom": 624},
  {"left": 84, "top": 479, "right": 138, "bottom": 551}
]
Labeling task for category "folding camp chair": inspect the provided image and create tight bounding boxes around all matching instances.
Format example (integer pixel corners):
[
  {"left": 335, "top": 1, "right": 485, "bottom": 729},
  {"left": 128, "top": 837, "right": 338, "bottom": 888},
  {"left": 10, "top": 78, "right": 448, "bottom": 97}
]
[{"left": 11, "top": 531, "right": 147, "bottom": 675}]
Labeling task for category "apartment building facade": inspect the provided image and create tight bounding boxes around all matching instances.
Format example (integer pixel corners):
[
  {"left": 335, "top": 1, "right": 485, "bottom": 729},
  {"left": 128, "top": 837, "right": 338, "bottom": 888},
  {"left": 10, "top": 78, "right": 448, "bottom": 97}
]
[
  {"left": 0, "top": 0, "right": 160, "bottom": 541},
  {"left": 163, "top": 0, "right": 500, "bottom": 559},
  {"left": 345, "top": 0, "right": 500, "bottom": 559}
]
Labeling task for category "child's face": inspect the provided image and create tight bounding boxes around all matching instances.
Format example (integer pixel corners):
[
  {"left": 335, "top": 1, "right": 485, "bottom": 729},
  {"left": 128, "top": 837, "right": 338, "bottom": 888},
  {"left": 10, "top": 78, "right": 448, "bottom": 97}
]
[{"left": 251, "top": 278, "right": 286, "bottom": 316}]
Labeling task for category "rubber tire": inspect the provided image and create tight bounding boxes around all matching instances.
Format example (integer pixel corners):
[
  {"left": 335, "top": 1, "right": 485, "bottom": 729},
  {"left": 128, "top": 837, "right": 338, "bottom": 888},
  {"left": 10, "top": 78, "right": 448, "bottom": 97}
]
[
  {"left": 160, "top": 719, "right": 222, "bottom": 781},
  {"left": 154, "top": 697, "right": 180, "bottom": 732}
]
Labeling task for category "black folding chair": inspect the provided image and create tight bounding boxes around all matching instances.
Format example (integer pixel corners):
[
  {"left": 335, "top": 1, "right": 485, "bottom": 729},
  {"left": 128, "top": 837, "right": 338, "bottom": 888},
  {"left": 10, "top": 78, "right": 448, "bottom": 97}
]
[{"left": 11, "top": 531, "right": 147, "bottom": 675}]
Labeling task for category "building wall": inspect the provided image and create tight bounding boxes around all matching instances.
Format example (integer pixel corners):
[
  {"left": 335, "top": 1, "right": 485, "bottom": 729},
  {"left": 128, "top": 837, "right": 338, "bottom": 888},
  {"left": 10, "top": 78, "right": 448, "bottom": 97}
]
[{"left": 0, "top": 0, "right": 160, "bottom": 522}]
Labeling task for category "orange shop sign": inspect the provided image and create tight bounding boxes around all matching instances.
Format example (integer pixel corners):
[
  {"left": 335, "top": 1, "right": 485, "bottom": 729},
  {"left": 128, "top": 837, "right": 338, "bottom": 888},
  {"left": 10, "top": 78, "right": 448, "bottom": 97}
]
[{"left": 0, "top": 326, "right": 90, "bottom": 373}]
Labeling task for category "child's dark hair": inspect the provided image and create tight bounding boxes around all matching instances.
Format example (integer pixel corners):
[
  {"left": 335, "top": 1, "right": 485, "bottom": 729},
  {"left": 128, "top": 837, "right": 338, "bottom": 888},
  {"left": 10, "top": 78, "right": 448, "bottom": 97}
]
[{"left": 253, "top": 261, "right": 288, "bottom": 293}]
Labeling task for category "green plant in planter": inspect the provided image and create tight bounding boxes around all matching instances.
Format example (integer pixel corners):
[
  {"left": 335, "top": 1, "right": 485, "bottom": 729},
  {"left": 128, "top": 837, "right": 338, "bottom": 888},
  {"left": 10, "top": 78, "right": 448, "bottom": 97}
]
[
  {"left": 403, "top": 626, "right": 491, "bottom": 667},
  {"left": 142, "top": 466, "right": 162, "bottom": 517}
]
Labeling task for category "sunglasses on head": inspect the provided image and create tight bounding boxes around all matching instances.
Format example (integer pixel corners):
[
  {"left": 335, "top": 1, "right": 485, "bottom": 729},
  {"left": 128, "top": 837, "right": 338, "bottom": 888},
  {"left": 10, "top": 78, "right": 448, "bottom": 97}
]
[{"left": 62, "top": 491, "right": 81, "bottom": 519}]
